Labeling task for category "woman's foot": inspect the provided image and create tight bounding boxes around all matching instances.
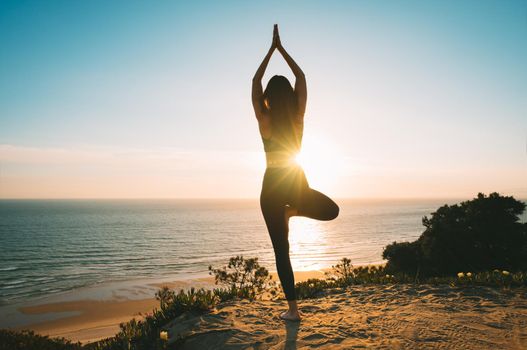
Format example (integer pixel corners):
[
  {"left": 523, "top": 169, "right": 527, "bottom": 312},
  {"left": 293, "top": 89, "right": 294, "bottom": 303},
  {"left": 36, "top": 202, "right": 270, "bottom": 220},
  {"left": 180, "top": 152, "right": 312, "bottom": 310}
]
[{"left": 280, "top": 309, "right": 302, "bottom": 321}]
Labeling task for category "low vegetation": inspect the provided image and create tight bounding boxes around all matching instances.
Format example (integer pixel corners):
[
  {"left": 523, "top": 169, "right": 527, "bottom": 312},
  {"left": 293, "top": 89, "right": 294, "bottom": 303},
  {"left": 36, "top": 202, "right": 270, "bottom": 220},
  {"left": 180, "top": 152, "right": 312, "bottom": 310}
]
[
  {"left": 0, "top": 329, "right": 83, "bottom": 350},
  {"left": 207, "top": 255, "right": 277, "bottom": 300}
]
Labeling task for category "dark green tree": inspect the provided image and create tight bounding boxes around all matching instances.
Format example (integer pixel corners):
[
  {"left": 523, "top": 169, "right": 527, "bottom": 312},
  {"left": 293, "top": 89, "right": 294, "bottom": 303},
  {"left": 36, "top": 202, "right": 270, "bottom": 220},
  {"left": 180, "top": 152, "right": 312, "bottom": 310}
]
[{"left": 383, "top": 193, "right": 527, "bottom": 276}]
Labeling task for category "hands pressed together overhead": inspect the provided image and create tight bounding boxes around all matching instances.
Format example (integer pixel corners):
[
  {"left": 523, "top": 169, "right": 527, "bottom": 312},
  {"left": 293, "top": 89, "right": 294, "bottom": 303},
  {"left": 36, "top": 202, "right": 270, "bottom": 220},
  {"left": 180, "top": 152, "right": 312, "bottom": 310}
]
[
  {"left": 271, "top": 24, "right": 283, "bottom": 52},
  {"left": 254, "top": 23, "right": 305, "bottom": 83}
]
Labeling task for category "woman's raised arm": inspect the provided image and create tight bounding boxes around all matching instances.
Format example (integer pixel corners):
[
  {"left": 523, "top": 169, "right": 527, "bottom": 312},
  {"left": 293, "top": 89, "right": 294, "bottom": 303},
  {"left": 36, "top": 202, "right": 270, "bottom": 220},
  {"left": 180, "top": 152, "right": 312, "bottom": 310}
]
[
  {"left": 252, "top": 25, "right": 280, "bottom": 121},
  {"left": 275, "top": 26, "right": 307, "bottom": 120},
  {"left": 251, "top": 46, "right": 274, "bottom": 121}
]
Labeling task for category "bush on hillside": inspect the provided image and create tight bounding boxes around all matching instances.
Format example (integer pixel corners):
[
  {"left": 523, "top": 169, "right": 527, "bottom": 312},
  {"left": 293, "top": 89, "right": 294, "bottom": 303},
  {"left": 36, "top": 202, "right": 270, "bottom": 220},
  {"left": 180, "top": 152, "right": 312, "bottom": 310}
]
[
  {"left": 383, "top": 192, "right": 527, "bottom": 277},
  {"left": 208, "top": 255, "right": 276, "bottom": 299},
  {"left": 0, "top": 329, "right": 82, "bottom": 350}
]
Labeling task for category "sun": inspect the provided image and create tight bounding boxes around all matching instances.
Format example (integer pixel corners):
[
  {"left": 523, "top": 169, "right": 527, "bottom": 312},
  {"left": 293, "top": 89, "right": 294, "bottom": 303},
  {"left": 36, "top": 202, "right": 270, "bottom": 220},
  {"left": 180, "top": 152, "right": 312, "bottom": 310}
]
[{"left": 293, "top": 132, "right": 343, "bottom": 191}]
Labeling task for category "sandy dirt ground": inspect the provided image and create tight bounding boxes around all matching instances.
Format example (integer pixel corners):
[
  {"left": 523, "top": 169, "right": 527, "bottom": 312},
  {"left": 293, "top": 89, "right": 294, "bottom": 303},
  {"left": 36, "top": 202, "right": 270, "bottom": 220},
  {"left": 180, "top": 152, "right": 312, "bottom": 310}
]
[{"left": 163, "top": 284, "right": 527, "bottom": 350}]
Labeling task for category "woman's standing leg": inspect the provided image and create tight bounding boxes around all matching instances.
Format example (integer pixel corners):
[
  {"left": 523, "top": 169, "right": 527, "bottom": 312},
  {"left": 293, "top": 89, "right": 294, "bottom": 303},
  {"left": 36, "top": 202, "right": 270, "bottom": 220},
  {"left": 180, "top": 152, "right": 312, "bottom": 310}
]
[
  {"left": 260, "top": 180, "right": 297, "bottom": 303},
  {"left": 260, "top": 168, "right": 304, "bottom": 320}
]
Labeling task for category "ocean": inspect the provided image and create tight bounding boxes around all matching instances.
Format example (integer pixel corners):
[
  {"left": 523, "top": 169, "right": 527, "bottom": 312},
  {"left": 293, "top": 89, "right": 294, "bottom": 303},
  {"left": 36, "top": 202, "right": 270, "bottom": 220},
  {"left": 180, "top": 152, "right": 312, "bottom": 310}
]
[{"left": 2, "top": 198, "right": 524, "bottom": 306}]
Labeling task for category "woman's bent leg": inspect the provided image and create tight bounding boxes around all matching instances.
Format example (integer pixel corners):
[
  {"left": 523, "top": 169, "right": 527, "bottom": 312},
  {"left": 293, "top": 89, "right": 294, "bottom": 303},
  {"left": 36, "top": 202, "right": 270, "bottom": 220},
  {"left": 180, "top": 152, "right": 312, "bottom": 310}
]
[
  {"left": 260, "top": 198, "right": 296, "bottom": 301},
  {"left": 296, "top": 187, "right": 339, "bottom": 221}
]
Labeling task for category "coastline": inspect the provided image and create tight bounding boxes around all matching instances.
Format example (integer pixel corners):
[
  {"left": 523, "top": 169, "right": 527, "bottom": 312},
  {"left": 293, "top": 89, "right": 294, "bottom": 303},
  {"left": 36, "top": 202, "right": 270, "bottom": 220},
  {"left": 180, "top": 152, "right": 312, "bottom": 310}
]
[
  {"left": 3, "top": 266, "right": 527, "bottom": 348},
  {"left": 9, "top": 269, "right": 332, "bottom": 344}
]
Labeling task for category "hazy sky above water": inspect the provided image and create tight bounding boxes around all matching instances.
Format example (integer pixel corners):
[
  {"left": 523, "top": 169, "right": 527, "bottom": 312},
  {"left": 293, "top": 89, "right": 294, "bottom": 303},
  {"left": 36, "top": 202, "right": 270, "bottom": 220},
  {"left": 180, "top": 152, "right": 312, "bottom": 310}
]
[{"left": 1, "top": 0, "right": 526, "bottom": 199}]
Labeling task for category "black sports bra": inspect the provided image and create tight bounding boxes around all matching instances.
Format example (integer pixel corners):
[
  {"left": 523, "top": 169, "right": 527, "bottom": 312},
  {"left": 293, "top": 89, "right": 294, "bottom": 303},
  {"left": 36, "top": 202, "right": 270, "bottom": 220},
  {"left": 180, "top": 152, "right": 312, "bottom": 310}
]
[{"left": 261, "top": 121, "right": 303, "bottom": 154}]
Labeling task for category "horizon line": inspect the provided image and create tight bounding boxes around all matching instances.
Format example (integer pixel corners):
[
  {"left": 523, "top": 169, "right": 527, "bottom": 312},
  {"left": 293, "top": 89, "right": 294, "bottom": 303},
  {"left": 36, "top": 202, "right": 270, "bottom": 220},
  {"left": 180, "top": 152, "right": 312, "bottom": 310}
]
[{"left": 1, "top": 195, "right": 525, "bottom": 201}]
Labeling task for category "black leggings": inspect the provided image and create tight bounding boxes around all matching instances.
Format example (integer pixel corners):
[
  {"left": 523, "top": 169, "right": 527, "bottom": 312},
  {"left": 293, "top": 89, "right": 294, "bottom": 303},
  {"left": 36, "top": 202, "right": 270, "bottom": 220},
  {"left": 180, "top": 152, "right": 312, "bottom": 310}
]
[{"left": 260, "top": 164, "right": 339, "bottom": 301}]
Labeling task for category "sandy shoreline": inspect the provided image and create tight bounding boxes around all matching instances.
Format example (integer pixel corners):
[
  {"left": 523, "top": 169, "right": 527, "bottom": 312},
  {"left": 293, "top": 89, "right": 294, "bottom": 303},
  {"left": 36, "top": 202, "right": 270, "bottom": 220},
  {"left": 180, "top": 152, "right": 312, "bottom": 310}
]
[{"left": 11, "top": 269, "right": 330, "bottom": 344}]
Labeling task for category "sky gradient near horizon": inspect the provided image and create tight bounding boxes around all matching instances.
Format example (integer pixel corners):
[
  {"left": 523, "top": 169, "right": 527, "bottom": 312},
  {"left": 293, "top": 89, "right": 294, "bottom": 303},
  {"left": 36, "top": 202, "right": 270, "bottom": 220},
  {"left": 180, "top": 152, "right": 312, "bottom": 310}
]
[{"left": 1, "top": 0, "right": 526, "bottom": 199}]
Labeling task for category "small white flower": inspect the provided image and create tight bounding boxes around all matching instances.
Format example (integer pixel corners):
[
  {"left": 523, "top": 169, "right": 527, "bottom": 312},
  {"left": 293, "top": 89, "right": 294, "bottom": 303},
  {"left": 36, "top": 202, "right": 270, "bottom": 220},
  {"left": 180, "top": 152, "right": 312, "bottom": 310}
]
[
  {"left": 457, "top": 272, "right": 464, "bottom": 278},
  {"left": 309, "top": 283, "right": 315, "bottom": 288},
  {"left": 502, "top": 270, "right": 510, "bottom": 276},
  {"left": 160, "top": 331, "right": 168, "bottom": 341},
  {"left": 466, "top": 272, "right": 472, "bottom": 277},
  {"left": 385, "top": 274, "right": 391, "bottom": 278}
]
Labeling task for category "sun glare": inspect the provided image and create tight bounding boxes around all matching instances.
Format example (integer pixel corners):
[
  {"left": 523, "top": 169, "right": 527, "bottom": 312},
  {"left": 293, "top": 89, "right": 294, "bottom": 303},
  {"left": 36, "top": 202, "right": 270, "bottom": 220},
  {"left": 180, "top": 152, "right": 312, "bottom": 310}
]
[
  {"left": 294, "top": 133, "right": 343, "bottom": 191},
  {"left": 288, "top": 218, "right": 328, "bottom": 271}
]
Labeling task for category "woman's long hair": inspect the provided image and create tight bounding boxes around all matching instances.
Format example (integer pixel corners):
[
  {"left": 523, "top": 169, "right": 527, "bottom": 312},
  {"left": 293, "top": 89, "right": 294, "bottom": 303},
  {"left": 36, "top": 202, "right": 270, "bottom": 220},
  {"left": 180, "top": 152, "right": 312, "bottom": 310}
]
[{"left": 262, "top": 75, "right": 301, "bottom": 151}]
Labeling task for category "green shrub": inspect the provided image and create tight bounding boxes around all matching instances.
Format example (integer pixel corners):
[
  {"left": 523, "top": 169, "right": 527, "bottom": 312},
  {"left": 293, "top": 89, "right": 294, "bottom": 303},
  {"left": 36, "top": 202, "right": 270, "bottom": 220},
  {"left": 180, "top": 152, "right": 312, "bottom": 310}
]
[
  {"left": 382, "top": 241, "right": 422, "bottom": 277},
  {"left": 0, "top": 329, "right": 82, "bottom": 350},
  {"left": 208, "top": 255, "right": 276, "bottom": 300},
  {"left": 324, "top": 257, "right": 354, "bottom": 283},
  {"left": 295, "top": 278, "right": 330, "bottom": 299},
  {"left": 383, "top": 192, "right": 527, "bottom": 277}
]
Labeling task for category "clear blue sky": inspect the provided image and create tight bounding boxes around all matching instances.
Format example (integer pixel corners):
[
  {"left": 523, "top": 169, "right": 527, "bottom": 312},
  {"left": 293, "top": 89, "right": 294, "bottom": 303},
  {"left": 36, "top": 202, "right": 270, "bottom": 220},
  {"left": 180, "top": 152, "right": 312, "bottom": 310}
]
[{"left": 0, "top": 0, "right": 526, "bottom": 198}]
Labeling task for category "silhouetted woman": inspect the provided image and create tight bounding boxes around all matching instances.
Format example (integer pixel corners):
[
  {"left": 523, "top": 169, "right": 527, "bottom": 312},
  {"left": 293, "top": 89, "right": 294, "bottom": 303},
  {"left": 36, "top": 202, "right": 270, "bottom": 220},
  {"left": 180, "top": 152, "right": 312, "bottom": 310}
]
[{"left": 252, "top": 24, "right": 339, "bottom": 321}]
